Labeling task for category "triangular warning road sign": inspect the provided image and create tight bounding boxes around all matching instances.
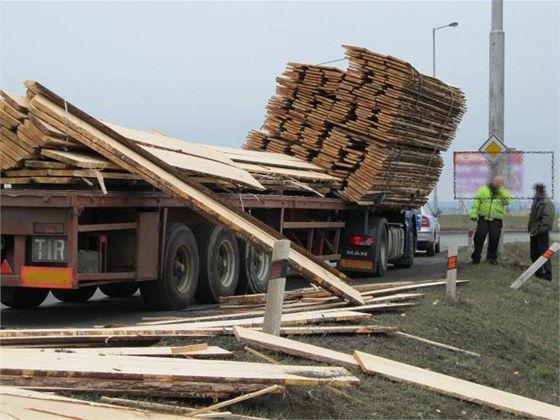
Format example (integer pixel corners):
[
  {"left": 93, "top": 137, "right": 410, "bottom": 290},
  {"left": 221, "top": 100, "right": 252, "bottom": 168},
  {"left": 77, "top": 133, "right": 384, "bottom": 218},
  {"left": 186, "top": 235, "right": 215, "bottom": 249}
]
[{"left": 1, "top": 259, "right": 13, "bottom": 274}]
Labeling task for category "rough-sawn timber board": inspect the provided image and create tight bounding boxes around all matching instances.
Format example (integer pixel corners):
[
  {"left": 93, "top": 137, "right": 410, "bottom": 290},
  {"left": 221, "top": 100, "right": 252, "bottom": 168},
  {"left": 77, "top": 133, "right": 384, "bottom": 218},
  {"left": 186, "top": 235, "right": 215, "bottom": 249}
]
[
  {"left": 354, "top": 351, "right": 559, "bottom": 419},
  {"left": 1, "top": 349, "right": 360, "bottom": 387},
  {"left": 234, "top": 326, "right": 358, "bottom": 368}
]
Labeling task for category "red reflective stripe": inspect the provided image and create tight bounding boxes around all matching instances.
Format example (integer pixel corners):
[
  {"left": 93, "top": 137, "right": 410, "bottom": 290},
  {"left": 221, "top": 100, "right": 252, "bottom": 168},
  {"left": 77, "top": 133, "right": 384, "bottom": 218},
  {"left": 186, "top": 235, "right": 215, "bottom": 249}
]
[
  {"left": 447, "top": 256, "right": 457, "bottom": 270},
  {"left": 543, "top": 249, "right": 555, "bottom": 259}
]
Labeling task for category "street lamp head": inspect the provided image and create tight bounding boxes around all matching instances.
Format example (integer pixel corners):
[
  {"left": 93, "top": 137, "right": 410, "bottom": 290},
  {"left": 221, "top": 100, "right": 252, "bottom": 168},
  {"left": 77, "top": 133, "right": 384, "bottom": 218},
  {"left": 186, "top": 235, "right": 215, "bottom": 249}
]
[{"left": 449, "top": 22, "right": 459, "bottom": 27}]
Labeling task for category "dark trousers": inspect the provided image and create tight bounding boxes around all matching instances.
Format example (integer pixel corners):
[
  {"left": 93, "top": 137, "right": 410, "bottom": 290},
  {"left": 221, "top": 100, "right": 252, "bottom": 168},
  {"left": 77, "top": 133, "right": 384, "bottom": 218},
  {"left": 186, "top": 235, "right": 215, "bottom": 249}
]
[
  {"left": 471, "top": 218, "right": 502, "bottom": 262},
  {"left": 530, "top": 233, "right": 551, "bottom": 275}
]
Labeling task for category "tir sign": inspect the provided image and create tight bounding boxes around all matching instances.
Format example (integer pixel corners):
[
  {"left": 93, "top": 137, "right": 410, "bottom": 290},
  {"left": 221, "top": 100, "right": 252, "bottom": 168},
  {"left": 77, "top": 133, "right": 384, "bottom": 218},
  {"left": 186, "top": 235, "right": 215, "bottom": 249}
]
[{"left": 32, "top": 237, "right": 67, "bottom": 263}]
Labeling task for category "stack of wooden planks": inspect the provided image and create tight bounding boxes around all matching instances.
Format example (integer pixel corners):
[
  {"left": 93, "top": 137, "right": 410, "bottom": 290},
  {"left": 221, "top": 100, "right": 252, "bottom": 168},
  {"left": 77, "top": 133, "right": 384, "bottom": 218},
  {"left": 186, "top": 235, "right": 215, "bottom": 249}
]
[
  {"left": 1, "top": 88, "right": 340, "bottom": 195},
  {"left": 244, "top": 46, "right": 467, "bottom": 208}
]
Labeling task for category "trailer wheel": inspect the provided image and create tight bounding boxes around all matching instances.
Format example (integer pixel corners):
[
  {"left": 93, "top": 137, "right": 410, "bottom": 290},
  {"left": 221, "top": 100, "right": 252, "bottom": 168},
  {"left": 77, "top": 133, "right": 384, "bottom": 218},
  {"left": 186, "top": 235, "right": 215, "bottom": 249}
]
[
  {"left": 395, "top": 226, "right": 415, "bottom": 268},
  {"left": 52, "top": 286, "right": 97, "bottom": 303},
  {"left": 236, "top": 241, "right": 272, "bottom": 294},
  {"left": 1, "top": 287, "right": 50, "bottom": 308},
  {"left": 100, "top": 283, "right": 139, "bottom": 298},
  {"left": 195, "top": 224, "right": 240, "bottom": 303},
  {"left": 140, "top": 224, "right": 199, "bottom": 310},
  {"left": 372, "top": 218, "right": 388, "bottom": 277}
]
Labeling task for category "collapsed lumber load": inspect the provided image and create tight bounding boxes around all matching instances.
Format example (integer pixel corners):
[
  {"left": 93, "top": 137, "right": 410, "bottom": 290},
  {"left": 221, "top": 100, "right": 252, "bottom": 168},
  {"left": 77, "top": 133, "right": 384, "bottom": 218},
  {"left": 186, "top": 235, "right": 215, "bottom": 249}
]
[
  {"left": 244, "top": 46, "right": 467, "bottom": 208},
  {"left": 0, "top": 80, "right": 363, "bottom": 306},
  {"left": 0, "top": 90, "right": 340, "bottom": 195}
]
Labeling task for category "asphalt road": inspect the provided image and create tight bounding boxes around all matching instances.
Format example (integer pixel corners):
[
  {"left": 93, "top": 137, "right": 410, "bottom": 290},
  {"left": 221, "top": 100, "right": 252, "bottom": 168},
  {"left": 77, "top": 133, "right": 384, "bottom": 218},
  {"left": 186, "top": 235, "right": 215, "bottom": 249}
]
[
  {"left": 5, "top": 232, "right": 548, "bottom": 330},
  {"left": 1, "top": 250, "right": 449, "bottom": 330}
]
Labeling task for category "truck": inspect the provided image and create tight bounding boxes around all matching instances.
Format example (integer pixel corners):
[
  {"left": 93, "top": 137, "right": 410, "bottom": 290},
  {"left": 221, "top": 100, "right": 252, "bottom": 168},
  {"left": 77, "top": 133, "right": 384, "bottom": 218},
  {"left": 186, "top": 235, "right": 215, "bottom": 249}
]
[{"left": 0, "top": 187, "right": 418, "bottom": 309}]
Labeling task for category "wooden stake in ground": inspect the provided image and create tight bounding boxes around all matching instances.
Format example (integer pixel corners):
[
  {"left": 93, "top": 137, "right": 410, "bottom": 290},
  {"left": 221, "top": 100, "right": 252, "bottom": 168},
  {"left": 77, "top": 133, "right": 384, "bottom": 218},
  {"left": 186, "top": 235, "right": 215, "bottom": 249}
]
[
  {"left": 446, "top": 243, "right": 458, "bottom": 301},
  {"left": 263, "top": 240, "right": 290, "bottom": 335},
  {"left": 510, "top": 242, "right": 559, "bottom": 289}
]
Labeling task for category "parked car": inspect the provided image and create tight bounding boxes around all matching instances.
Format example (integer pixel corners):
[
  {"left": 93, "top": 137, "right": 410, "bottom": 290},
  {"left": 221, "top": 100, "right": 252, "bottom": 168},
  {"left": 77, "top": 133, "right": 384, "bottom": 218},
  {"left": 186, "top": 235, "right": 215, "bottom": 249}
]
[{"left": 416, "top": 204, "right": 441, "bottom": 256}]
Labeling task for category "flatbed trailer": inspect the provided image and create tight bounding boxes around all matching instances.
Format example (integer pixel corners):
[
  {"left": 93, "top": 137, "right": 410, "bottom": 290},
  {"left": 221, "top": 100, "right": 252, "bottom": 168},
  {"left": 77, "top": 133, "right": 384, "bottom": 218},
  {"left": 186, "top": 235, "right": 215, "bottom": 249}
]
[{"left": 0, "top": 188, "right": 418, "bottom": 309}]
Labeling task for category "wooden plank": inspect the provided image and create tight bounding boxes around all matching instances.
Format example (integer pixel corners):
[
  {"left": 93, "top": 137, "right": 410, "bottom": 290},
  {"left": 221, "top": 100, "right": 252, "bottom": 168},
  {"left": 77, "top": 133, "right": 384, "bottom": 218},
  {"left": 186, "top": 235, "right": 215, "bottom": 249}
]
[
  {"left": 188, "top": 385, "right": 283, "bottom": 417},
  {"left": 0, "top": 310, "right": 372, "bottom": 346},
  {"left": 395, "top": 332, "right": 480, "bottom": 357},
  {"left": 234, "top": 326, "right": 358, "bottom": 368},
  {"left": 24, "top": 159, "right": 68, "bottom": 169},
  {"left": 35, "top": 345, "right": 233, "bottom": 359},
  {"left": 0, "top": 90, "right": 29, "bottom": 112},
  {"left": 138, "top": 144, "right": 264, "bottom": 190},
  {"left": 40, "top": 148, "right": 119, "bottom": 169},
  {"left": 278, "top": 325, "right": 397, "bottom": 335},
  {"left": 0, "top": 386, "right": 185, "bottom": 419},
  {"left": 25, "top": 82, "right": 363, "bottom": 306},
  {"left": 354, "top": 351, "right": 560, "bottom": 419},
  {"left": 105, "top": 120, "right": 236, "bottom": 165},
  {"left": 1, "top": 349, "right": 360, "bottom": 387},
  {"left": 99, "top": 396, "right": 239, "bottom": 418},
  {"left": 208, "top": 146, "right": 324, "bottom": 170},
  {"left": 1, "top": 377, "right": 270, "bottom": 399}
]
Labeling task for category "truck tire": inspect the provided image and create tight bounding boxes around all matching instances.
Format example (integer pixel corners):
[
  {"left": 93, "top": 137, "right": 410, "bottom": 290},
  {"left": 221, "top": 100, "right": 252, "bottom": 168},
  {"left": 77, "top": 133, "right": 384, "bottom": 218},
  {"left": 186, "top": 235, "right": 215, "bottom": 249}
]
[
  {"left": 372, "top": 218, "right": 388, "bottom": 277},
  {"left": 195, "top": 224, "right": 240, "bottom": 303},
  {"left": 395, "top": 226, "right": 415, "bottom": 267},
  {"left": 52, "top": 286, "right": 97, "bottom": 303},
  {"left": 140, "top": 224, "right": 199, "bottom": 310},
  {"left": 236, "top": 241, "right": 272, "bottom": 294},
  {"left": 1, "top": 287, "right": 49, "bottom": 308},
  {"left": 100, "top": 283, "right": 139, "bottom": 298}
]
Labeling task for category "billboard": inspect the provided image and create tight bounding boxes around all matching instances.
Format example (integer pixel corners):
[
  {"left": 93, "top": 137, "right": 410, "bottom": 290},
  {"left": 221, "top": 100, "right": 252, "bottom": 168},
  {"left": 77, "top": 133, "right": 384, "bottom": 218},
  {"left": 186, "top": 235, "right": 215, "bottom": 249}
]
[{"left": 454, "top": 151, "right": 554, "bottom": 199}]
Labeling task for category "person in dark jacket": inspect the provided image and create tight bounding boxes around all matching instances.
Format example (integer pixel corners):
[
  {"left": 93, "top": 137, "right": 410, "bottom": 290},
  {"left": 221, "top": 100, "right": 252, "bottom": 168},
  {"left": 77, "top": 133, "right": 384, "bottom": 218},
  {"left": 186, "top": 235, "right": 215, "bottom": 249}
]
[
  {"left": 528, "top": 183, "right": 556, "bottom": 281},
  {"left": 470, "top": 175, "right": 511, "bottom": 264}
]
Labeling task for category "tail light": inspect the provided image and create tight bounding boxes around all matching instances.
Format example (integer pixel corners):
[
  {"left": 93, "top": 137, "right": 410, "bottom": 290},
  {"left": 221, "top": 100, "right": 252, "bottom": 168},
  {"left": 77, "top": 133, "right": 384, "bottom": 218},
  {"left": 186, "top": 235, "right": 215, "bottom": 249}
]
[
  {"left": 421, "top": 216, "right": 430, "bottom": 228},
  {"left": 349, "top": 235, "right": 374, "bottom": 246}
]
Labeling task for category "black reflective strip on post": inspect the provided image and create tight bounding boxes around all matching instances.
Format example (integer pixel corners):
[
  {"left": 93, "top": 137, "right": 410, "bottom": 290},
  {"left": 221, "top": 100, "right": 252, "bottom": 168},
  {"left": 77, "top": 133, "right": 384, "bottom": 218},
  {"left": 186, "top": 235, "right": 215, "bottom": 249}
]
[{"left": 270, "top": 259, "right": 288, "bottom": 279}]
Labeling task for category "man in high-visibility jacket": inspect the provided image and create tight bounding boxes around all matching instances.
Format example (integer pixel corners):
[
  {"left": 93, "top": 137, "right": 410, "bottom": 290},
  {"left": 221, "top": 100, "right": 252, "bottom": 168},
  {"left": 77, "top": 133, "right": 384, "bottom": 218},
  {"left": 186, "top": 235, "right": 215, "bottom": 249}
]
[{"left": 470, "top": 175, "right": 511, "bottom": 265}]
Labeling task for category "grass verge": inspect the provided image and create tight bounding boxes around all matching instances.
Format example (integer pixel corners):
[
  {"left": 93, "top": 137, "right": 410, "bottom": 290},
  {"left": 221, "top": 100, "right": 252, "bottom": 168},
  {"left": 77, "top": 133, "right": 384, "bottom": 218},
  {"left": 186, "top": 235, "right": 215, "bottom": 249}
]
[
  {"left": 71, "top": 243, "right": 558, "bottom": 419},
  {"left": 440, "top": 214, "right": 532, "bottom": 231}
]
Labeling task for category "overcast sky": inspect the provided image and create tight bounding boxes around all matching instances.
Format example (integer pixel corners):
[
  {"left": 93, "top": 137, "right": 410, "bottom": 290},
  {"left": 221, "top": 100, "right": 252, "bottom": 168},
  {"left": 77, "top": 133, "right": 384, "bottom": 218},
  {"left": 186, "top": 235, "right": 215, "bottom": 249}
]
[{"left": 1, "top": 0, "right": 558, "bottom": 202}]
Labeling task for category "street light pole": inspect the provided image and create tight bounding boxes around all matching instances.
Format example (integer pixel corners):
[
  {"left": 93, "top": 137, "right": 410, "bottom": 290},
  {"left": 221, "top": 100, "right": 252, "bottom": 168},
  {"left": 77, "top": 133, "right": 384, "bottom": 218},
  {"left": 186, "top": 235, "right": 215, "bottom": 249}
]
[{"left": 431, "top": 21, "right": 458, "bottom": 212}]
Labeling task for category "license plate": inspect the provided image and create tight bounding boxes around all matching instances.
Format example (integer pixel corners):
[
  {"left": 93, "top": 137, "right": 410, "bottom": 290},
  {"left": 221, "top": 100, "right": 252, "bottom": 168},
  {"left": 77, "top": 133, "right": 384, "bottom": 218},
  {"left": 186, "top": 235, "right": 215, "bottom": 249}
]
[{"left": 32, "top": 236, "right": 67, "bottom": 263}]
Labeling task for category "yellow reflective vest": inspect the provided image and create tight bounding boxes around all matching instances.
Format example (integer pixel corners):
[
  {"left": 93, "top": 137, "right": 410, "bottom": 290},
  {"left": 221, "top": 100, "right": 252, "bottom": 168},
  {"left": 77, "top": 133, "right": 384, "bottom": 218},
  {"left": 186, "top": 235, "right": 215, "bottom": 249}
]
[{"left": 470, "top": 185, "right": 511, "bottom": 220}]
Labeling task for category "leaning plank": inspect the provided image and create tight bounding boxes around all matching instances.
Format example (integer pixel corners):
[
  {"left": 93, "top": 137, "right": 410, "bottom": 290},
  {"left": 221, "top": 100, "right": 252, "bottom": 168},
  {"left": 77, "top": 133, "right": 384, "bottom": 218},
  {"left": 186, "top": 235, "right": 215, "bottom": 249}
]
[
  {"left": 354, "top": 351, "right": 560, "bottom": 420},
  {"left": 396, "top": 332, "right": 480, "bottom": 357},
  {"left": 25, "top": 81, "right": 363, "bottom": 305},
  {"left": 188, "top": 385, "right": 283, "bottom": 417},
  {"left": 1, "top": 349, "right": 360, "bottom": 387},
  {"left": 99, "top": 396, "right": 236, "bottom": 418},
  {"left": 0, "top": 386, "right": 185, "bottom": 419},
  {"left": 234, "top": 326, "right": 358, "bottom": 368}
]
